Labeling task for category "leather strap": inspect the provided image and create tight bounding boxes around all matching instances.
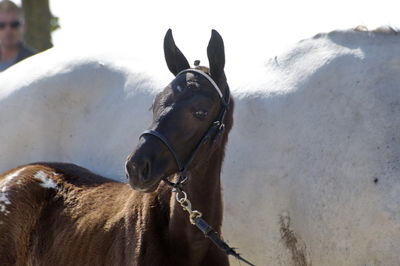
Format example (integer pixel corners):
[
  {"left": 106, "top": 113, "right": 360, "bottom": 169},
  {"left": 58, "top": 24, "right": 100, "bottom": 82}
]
[
  {"left": 176, "top": 69, "right": 223, "bottom": 99},
  {"left": 141, "top": 129, "right": 184, "bottom": 171}
]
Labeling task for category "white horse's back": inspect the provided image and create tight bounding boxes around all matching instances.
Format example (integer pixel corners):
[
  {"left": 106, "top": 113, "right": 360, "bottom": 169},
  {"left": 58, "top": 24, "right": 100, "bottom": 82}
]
[
  {"left": 224, "top": 29, "right": 400, "bottom": 265},
  {"left": 0, "top": 49, "right": 160, "bottom": 179}
]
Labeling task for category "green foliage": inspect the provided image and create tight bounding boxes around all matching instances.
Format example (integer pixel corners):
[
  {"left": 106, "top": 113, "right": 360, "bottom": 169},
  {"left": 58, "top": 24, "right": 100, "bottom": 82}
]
[{"left": 51, "top": 15, "right": 60, "bottom": 33}]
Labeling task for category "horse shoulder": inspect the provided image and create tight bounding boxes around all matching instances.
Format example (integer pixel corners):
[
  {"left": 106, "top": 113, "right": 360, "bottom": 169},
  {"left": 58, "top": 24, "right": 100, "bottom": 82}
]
[
  {"left": 0, "top": 162, "right": 161, "bottom": 265},
  {"left": 24, "top": 163, "right": 141, "bottom": 265}
]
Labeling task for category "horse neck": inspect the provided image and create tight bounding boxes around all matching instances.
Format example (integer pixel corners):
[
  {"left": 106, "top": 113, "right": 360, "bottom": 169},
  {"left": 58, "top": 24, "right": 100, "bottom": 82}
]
[
  {"left": 177, "top": 144, "right": 226, "bottom": 223},
  {"left": 165, "top": 98, "right": 234, "bottom": 264}
]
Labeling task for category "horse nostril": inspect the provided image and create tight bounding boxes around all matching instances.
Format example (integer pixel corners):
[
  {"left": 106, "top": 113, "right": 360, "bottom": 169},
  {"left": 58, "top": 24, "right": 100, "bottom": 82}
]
[
  {"left": 126, "top": 158, "right": 152, "bottom": 183},
  {"left": 125, "top": 161, "right": 137, "bottom": 179},
  {"left": 139, "top": 160, "right": 151, "bottom": 182}
]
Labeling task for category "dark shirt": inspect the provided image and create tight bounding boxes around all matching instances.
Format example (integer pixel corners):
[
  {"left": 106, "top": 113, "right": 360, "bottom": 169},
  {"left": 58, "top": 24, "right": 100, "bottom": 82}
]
[
  {"left": 0, "top": 43, "right": 36, "bottom": 71},
  {"left": 16, "top": 43, "right": 36, "bottom": 62}
]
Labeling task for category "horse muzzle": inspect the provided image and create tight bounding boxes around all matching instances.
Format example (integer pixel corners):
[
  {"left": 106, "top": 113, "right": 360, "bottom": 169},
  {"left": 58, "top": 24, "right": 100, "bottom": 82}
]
[{"left": 125, "top": 154, "right": 160, "bottom": 192}]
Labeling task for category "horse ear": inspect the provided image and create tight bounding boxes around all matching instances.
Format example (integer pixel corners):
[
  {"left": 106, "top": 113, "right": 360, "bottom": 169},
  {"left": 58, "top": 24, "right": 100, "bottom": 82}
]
[
  {"left": 207, "top": 29, "right": 225, "bottom": 81},
  {"left": 164, "top": 29, "right": 190, "bottom": 76}
]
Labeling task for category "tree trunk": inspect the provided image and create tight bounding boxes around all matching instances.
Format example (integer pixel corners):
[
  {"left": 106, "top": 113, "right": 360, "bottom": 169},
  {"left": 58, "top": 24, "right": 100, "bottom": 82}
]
[{"left": 21, "top": 0, "right": 52, "bottom": 52}]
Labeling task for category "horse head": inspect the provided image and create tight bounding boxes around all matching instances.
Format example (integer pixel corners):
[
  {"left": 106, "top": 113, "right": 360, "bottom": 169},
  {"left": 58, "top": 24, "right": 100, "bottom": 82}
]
[{"left": 125, "top": 29, "right": 229, "bottom": 192}]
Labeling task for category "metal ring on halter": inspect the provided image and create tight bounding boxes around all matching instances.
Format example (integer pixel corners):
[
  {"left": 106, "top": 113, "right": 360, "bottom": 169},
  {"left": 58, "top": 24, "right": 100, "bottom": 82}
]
[
  {"left": 176, "top": 190, "right": 187, "bottom": 203},
  {"left": 163, "top": 174, "right": 188, "bottom": 192},
  {"left": 179, "top": 175, "right": 188, "bottom": 184}
]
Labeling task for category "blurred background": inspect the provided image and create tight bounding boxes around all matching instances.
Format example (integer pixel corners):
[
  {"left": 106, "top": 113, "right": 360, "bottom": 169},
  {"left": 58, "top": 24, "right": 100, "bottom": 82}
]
[{"left": 12, "top": 0, "right": 400, "bottom": 67}]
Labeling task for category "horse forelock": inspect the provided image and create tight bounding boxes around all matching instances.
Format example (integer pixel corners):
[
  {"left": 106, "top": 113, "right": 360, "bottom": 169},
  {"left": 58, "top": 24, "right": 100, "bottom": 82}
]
[{"left": 194, "top": 65, "right": 210, "bottom": 74}]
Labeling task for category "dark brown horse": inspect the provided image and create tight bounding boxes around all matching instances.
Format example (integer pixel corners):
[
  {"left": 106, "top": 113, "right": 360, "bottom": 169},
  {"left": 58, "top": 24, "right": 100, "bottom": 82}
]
[{"left": 0, "top": 29, "right": 233, "bottom": 266}]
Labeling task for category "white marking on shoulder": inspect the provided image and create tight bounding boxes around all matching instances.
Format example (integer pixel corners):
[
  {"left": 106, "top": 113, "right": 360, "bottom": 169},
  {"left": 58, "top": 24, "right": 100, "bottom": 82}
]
[
  {"left": 0, "top": 167, "right": 26, "bottom": 215},
  {"left": 0, "top": 167, "right": 26, "bottom": 188},
  {"left": 33, "top": 171, "right": 58, "bottom": 189}
]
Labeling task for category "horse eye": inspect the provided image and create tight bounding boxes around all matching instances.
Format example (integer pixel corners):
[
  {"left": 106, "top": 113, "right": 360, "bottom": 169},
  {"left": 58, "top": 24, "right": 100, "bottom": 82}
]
[{"left": 195, "top": 110, "right": 208, "bottom": 119}]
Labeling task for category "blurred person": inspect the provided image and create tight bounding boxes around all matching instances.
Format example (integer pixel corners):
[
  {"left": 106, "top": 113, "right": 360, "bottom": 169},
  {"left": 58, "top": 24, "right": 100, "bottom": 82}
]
[{"left": 0, "top": 0, "right": 35, "bottom": 71}]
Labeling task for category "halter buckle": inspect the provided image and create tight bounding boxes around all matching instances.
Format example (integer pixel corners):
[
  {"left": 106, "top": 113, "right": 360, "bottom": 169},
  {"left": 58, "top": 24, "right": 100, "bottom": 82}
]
[{"left": 165, "top": 173, "right": 189, "bottom": 192}]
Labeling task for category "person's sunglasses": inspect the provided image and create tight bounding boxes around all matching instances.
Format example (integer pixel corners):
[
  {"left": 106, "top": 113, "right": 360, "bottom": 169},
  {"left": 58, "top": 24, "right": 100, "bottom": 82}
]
[{"left": 0, "top": 20, "right": 21, "bottom": 30}]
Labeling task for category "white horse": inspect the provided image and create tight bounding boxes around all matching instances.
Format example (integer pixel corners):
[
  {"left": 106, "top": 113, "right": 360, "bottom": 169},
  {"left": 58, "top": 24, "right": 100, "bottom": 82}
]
[{"left": 1, "top": 28, "right": 400, "bottom": 265}]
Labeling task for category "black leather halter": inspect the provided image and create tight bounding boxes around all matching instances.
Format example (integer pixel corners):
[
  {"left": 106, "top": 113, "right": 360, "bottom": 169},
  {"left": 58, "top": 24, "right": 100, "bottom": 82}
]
[
  {"left": 139, "top": 69, "right": 255, "bottom": 266},
  {"left": 139, "top": 69, "right": 230, "bottom": 187}
]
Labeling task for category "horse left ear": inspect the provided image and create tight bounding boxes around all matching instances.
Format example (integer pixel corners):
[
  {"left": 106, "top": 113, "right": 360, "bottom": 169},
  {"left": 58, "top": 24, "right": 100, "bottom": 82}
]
[
  {"left": 164, "top": 29, "right": 190, "bottom": 76},
  {"left": 207, "top": 29, "right": 225, "bottom": 82}
]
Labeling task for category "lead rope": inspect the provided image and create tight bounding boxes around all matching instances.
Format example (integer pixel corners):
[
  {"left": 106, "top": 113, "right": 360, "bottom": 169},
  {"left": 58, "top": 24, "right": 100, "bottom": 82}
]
[{"left": 171, "top": 185, "right": 255, "bottom": 266}]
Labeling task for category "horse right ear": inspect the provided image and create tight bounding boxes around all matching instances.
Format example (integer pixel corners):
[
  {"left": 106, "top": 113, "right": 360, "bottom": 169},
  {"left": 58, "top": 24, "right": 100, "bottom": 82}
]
[
  {"left": 164, "top": 29, "right": 190, "bottom": 76},
  {"left": 207, "top": 29, "right": 225, "bottom": 82}
]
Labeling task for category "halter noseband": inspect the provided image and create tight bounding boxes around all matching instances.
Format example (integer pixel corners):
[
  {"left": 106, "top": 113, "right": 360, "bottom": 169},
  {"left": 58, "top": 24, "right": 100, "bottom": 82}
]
[{"left": 139, "top": 68, "right": 230, "bottom": 185}]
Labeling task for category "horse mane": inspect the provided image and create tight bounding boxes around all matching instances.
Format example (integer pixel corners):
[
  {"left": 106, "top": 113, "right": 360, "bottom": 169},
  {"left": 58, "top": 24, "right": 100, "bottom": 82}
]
[
  {"left": 310, "top": 25, "right": 400, "bottom": 41},
  {"left": 353, "top": 25, "right": 399, "bottom": 34}
]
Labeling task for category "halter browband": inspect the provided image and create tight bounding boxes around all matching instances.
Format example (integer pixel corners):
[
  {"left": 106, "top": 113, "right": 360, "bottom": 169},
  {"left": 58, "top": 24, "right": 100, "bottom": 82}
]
[{"left": 140, "top": 68, "right": 230, "bottom": 174}]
